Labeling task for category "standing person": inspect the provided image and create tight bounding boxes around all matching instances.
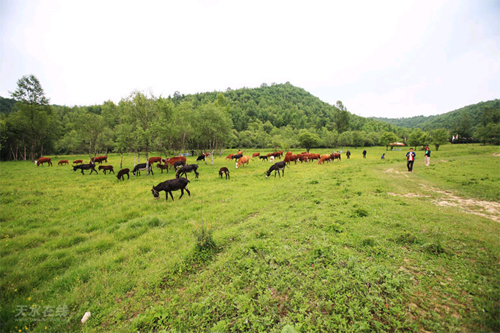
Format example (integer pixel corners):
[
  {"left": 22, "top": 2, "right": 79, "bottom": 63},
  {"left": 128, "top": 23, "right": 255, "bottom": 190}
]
[
  {"left": 424, "top": 146, "right": 431, "bottom": 166},
  {"left": 406, "top": 148, "right": 416, "bottom": 172},
  {"left": 362, "top": 149, "right": 367, "bottom": 158},
  {"left": 346, "top": 150, "right": 351, "bottom": 159}
]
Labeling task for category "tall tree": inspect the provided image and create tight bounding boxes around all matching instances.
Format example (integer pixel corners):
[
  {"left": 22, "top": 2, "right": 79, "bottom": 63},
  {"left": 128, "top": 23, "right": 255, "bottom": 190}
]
[
  {"left": 430, "top": 128, "right": 449, "bottom": 151},
  {"left": 378, "top": 131, "right": 398, "bottom": 150},
  {"left": 298, "top": 129, "right": 320, "bottom": 152},
  {"left": 10, "top": 75, "right": 52, "bottom": 161}
]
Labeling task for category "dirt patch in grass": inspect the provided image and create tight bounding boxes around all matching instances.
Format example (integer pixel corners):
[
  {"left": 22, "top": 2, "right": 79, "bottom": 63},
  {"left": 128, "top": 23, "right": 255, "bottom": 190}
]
[
  {"left": 388, "top": 192, "right": 431, "bottom": 198},
  {"left": 422, "top": 185, "right": 500, "bottom": 223},
  {"left": 492, "top": 153, "right": 500, "bottom": 157}
]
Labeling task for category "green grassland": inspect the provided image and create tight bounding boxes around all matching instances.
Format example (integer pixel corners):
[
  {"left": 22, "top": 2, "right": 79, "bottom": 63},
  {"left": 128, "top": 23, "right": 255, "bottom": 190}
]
[{"left": 1, "top": 144, "right": 499, "bottom": 332}]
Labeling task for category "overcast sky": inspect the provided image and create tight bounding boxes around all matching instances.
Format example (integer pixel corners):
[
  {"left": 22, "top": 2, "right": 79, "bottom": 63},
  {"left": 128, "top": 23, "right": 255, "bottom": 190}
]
[{"left": 1, "top": 0, "right": 499, "bottom": 118}]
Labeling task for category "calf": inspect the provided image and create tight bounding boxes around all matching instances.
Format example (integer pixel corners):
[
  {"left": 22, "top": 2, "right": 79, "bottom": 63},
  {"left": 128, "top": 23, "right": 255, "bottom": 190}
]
[
  {"left": 176, "top": 164, "right": 199, "bottom": 179},
  {"left": 219, "top": 167, "right": 230, "bottom": 179},
  {"left": 58, "top": 159, "right": 69, "bottom": 166},
  {"left": 318, "top": 154, "right": 331, "bottom": 164},
  {"left": 259, "top": 155, "right": 268, "bottom": 161},
  {"left": 73, "top": 160, "right": 83, "bottom": 165},
  {"left": 151, "top": 178, "right": 191, "bottom": 201},
  {"left": 156, "top": 163, "right": 170, "bottom": 174},
  {"left": 133, "top": 163, "right": 153, "bottom": 176},
  {"left": 266, "top": 161, "right": 286, "bottom": 178},
  {"left": 73, "top": 163, "right": 98, "bottom": 175},
  {"left": 117, "top": 168, "right": 130, "bottom": 181},
  {"left": 252, "top": 152, "right": 260, "bottom": 158},
  {"left": 98, "top": 165, "right": 115, "bottom": 174}
]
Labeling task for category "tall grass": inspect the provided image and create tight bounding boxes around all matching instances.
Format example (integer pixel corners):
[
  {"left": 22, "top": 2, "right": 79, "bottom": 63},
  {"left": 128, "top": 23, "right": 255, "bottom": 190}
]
[{"left": 0, "top": 144, "right": 499, "bottom": 332}]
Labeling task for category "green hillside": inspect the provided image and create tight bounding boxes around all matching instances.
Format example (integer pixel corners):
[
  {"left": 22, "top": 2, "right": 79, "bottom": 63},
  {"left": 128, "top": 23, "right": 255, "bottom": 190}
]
[{"left": 372, "top": 99, "right": 500, "bottom": 135}]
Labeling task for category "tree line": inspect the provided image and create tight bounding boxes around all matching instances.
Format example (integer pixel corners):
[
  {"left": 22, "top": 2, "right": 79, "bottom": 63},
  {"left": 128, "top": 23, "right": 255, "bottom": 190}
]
[{"left": 1, "top": 76, "right": 488, "bottom": 162}]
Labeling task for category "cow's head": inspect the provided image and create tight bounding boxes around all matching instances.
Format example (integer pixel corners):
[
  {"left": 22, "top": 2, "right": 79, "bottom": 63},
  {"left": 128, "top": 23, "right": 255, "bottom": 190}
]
[{"left": 151, "top": 187, "right": 160, "bottom": 199}]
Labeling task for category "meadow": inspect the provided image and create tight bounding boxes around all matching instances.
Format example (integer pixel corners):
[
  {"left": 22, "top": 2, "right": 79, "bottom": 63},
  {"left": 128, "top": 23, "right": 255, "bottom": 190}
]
[{"left": 0, "top": 144, "right": 499, "bottom": 332}]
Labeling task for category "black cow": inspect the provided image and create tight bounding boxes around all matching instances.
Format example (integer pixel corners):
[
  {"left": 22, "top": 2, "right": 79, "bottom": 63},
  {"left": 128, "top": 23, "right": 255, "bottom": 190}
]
[
  {"left": 151, "top": 178, "right": 191, "bottom": 201},
  {"left": 266, "top": 161, "right": 286, "bottom": 178},
  {"left": 219, "top": 167, "right": 230, "bottom": 180},
  {"left": 117, "top": 168, "right": 130, "bottom": 180},
  {"left": 73, "top": 163, "right": 98, "bottom": 175},
  {"left": 259, "top": 155, "right": 268, "bottom": 161},
  {"left": 196, "top": 154, "right": 206, "bottom": 161},
  {"left": 231, "top": 154, "right": 243, "bottom": 160},
  {"left": 176, "top": 164, "right": 199, "bottom": 179},
  {"left": 133, "top": 163, "right": 154, "bottom": 176}
]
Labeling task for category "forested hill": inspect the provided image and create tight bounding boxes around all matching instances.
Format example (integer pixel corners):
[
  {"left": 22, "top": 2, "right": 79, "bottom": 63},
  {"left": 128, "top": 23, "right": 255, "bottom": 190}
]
[
  {"left": 371, "top": 99, "right": 500, "bottom": 134},
  {"left": 176, "top": 82, "right": 397, "bottom": 133}
]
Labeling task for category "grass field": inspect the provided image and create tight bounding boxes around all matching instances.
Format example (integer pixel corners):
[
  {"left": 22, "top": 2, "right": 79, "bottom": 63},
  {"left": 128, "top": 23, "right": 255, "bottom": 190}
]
[{"left": 1, "top": 144, "right": 499, "bottom": 332}]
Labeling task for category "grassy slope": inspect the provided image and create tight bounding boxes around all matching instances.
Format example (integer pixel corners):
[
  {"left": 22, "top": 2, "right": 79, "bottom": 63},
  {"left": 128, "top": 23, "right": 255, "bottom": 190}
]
[{"left": 0, "top": 145, "right": 499, "bottom": 332}]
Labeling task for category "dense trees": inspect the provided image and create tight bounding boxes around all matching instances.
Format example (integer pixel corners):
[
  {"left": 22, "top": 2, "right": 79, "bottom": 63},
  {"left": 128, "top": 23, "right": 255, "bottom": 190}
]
[{"left": 1, "top": 79, "right": 498, "bottom": 161}]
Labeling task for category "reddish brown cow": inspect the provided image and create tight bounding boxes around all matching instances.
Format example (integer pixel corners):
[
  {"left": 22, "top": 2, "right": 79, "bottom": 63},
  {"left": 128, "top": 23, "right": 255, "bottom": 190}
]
[
  {"left": 284, "top": 154, "right": 297, "bottom": 165},
  {"left": 330, "top": 153, "right": 341, "bottom": 161},
  {"left": 286, "top": 151, "right": 293, "bottom": 155},
  {"left": 225, "top": 154, "right": 235, "bottom": 160},
  {"left": 237, "top": 150, "right": 243, "bottom": 155},
  {"left": 73, "top": 160, "right": 83, "bottom": 165},
  {"left": 236, "top": 156, "right": 250, "bottom": 168},
  {"left": 307, "top": 153, "right": 320, "bottom": 162},
  {"left": 252, "top": 152, "right": 260, "bottom": 158},
  {"left": 318, "top": 154, "right": 331, "bottom": 164},
  {"left": 149, "top": 156, "right": 162, "bottom": 164},
  {"left": 36, "top": 157, "right": 52, "bottom": 166},
  {"left": 164, "top": 156, "right": 187, "bottom": 166},
  {"left": 91, "top": 156, "right": 108, "bottom": 164},
  {"left": 98, "top": 165, "right": 115, "bottom": 174},
  {"left": 58, "top": 159, "right": 69, "bottom": 166}
]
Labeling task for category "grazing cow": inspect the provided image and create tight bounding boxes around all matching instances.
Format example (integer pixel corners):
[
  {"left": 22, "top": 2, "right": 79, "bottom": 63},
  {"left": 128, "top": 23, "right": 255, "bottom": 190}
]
[
  {"left": 133, "top": 163, "right": 153, "bottom": 176},
  {"left": 266, "top": 161, "right": 286, "bottom": 178},
  {"left": 173, "top": 160, "right": 186, "bottom": 170},
  {"left": 149, "top": 156, "right": 162, "bottom": 164},
  {"left": 36, "top": 157, "right": 52, "bottom": 166},
  {"left": 98, "top": 165, "right": 115, "bottom": 174},
  {"left": 156, "top": 163, "right": 170, "bottom": 173},
  {"left": 176, "top": 164, "right": 199, "bottom": 179},
  {"left": 231, "top": 154, "right": 243, "bottom": 160},
  {"left": 90, "top": 156, "right": 107, "bottom": 164},
  {"left": 219, "top": 167, "right": 230, "bottom": 179},
  {"left": 117, "top": 168, "right": 130, "bottom": 180},
  {"left": 73, "top": 160, "right": 83, "bottom": 165},
  {"left": 73, "top": 163, "right": 98, "bottom": 175},
  {"left": 225, "top": 154, "right": 235, "bottom": 160},
  {"left": 259, "top": 155, "right": 268, "bottom": 161},
  {"left": 318, "top": 154, "right": 332, "bottom": 164},
  {"left": 284, "top": 154, "right": 297, "bottom": 165},
  {"left": 236, "top": 156, "right": 250, "bottom": 168},
  {"left": 252, "top": 152, "right": 260, "bottom": 158},
  {"left": 307, "top": 153, "right": 321, "bottom": 162},
  {"left": 286, "top": 151, "right": 293, "bottom": 155},
  {"left": 330, "top": 153, "right": 341, "bottom": 161},
  {"left": 151, "top": 178, "right": 191, "bottom": 201},
  {"left": 196, "top": 154, "right": 206, "bottom": 162},
  {"left": 163, "top": 156, "right": 187, "bottom": 166},
  {"left": 58, "top": 159, "right": 69, "bottom": 166}
]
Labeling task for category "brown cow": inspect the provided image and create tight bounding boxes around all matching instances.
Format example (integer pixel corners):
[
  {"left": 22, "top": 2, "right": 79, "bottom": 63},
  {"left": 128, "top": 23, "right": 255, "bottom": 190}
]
[
  {"left": 252, "top": 152, "right": 260, "bottom": 158},
  {"left": 163, "top": 156, "right": 187, "bottom": 166},
  {"left": 330, "top": 153, "right": 341, "bottom": 161},
  {"left": 307, "top": 153, "right": 321, "bottom": 162},
  {"left": 58, "top": 159, "right": 69, "bottom": 166},
  {"left": 318, "top": 154, "right": 331, "bottom": 164},
  {"left": 98, "top": 165, "right": 115, "bottom": 174},
  {"left": 73, "top": 160, "right": 83, "bottom": 165},
  {"left": 236, "top": 156, "right": 250, "bottom": 168},
  {"left": 284, "top": 154, "right": 297, "bottom": 165},
  {"left": 36, "top": 157, "right": 52, "bottom": 166},
  {"left": 149, "top": 156, "right": 162, "bottom": 164},
  {"left": 90, "top": 156, "right": 107, "bottom": 164},
  {"left": 225, "top": 154, "right": 235, "bottom": 160}
]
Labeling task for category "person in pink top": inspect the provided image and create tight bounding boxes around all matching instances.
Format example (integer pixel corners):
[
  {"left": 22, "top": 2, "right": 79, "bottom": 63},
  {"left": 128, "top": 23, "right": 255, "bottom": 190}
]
[{"left": 406, "top": 148, "right": 416, "bottom": 172}]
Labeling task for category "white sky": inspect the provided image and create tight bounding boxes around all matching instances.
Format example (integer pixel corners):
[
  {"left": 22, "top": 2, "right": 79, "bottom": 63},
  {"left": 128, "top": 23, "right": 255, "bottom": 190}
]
[{"left": 1, "top": 0, "right": 499, "bottom": 118}]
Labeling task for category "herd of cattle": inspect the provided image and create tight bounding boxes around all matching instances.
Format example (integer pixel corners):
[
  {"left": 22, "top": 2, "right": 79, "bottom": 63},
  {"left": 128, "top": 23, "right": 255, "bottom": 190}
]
[{"left": 35, "top": 150, "right": 342, "bottom": 201}]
